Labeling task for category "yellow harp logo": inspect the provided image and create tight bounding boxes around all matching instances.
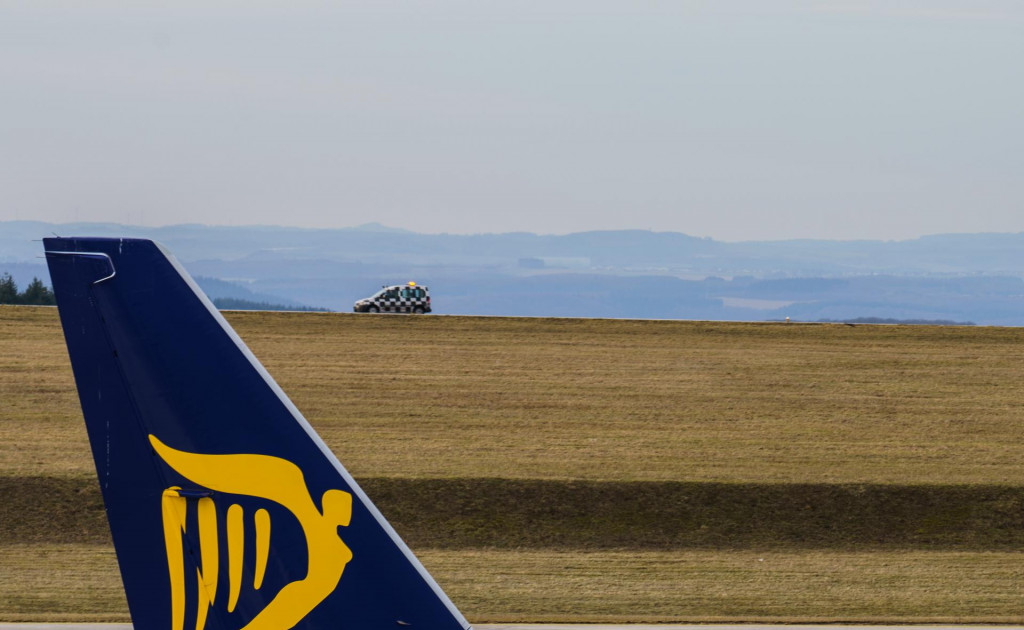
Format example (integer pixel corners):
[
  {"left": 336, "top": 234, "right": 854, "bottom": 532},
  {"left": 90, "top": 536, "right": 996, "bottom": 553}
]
[{"left": 150, "top": 435, "right": 353, "bottom": 630}]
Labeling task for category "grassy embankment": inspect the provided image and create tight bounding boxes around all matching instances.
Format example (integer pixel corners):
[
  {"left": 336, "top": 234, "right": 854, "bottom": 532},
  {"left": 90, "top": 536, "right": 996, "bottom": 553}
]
[{"left": 1, "top": 306, "right": 1022, "bottom": 622}]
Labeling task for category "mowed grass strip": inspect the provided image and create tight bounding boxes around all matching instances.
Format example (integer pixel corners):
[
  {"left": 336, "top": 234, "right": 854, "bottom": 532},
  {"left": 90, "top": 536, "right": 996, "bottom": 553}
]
[
  {"left": 0, "top": 546, "right": 128, "bottom": 621},
  {"left": 6, "top": 476, "right": 1023, "bottom": 550},
  {"left": 428, "top": 548, "right": 1024, "bottom": 623},
  {"left": 2, "top": 545, "right": 1021, "bottom": 623},
  {"left": 3, "top": 306, "right": 1023, "bottom": 484}
]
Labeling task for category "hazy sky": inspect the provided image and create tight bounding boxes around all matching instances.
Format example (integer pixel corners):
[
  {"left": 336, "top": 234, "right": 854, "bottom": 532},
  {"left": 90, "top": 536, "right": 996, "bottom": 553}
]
[{"left": 2, "top": 0, "right": 1022, "bottom": 241}]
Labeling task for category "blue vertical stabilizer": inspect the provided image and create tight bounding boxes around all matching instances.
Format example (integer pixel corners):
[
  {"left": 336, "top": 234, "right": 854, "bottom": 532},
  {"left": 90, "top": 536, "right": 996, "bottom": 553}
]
[{"left": 44, "top": 237, "right": 470, "bottom": 630}]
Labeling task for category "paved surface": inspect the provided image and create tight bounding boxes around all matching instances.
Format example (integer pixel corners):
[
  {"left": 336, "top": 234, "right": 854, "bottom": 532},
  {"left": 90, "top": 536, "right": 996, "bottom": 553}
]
[
  {"left": 483, "top": 627, "right": 1024, "bottom": 630},
  {"left": 482, "top": 627, "right": 1024, "bottom": 630},
  {"left": 4, "top": 625, "right": 1024, "bottom": 630}
]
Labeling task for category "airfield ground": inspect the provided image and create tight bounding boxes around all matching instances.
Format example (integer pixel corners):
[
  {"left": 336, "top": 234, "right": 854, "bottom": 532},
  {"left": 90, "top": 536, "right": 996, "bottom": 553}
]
[{"left": 1, "top": 306, "right": 1021, "bottom": 622}]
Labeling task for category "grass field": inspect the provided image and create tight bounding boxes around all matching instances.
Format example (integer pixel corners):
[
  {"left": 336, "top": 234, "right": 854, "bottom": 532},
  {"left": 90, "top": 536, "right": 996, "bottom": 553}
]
[
  {"left": 3, "top": 307, "right": 1023, "bottom": 483},
  {"left": 3, "top": 545, "right": 1022, "bottom": 624},
  {"left": 1, "top": 305, "right": 1022, "bottom": 622}
]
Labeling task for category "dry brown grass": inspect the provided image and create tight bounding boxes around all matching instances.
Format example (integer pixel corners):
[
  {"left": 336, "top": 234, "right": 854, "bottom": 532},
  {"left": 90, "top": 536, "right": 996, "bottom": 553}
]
[
  {"left": 2, "top": 545, "right": 1021, "bottom": 623},
  {"left": 3, "top": 306, "right": 1023, "bottom": 484},
  {"left": 0, "top": 307, "right": 85, "bottom": 477},
  {"left": 424, "top": 548, "right": 1024, "bottom": 623},
  {"left": 0, "top": 545, "right": 127, "bottom": 620},
  {"left": 3, "top": 305, "right": 1023, "bottom": 622}
]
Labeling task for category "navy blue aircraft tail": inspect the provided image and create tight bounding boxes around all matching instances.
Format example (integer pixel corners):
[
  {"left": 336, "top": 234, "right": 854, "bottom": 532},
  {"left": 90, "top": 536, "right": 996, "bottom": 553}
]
[{"left": 44, "top": 237, "right": 470, "bottom": 630}]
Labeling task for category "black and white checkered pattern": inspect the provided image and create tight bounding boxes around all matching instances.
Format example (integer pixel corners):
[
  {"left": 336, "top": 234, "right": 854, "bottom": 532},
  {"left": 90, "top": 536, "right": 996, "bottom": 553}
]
[{"left": 356, "top": 285, "right": 431, "bottom": 313}]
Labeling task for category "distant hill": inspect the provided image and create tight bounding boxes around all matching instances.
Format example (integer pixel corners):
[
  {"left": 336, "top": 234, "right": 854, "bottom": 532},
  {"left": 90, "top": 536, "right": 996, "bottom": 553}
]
[
  {"left": 3, "top": 221, "right": 1024, "bottom": 324},
  {"left": 194, "top": 276, "right": 318, "bottom": 309},
  {"left": 212, "top": 297, "right": 330, "bottom": 312},
  {"left": 6, "top": 221, "right": 1024, "bottom": 275}
]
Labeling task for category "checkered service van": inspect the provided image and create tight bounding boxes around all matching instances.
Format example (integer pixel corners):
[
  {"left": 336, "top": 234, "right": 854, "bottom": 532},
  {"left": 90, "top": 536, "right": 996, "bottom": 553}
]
[{"left": 353, "top": 283, "right": 432, "bottom": 314}]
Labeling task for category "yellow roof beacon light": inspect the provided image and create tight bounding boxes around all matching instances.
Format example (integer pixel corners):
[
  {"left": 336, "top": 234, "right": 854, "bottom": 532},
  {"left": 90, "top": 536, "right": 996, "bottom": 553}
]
[{"left": 408, "top": 281, "right": 416, "bottom": 286}]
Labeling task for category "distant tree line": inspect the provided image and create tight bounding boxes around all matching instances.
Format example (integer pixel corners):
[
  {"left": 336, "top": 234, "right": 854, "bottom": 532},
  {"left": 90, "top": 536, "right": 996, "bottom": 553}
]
[
  {"left": 0, "top": 276, "right": 327, "bottom": 311},
  {"left": 0, "top": 273, "right": 56, "bottom": 305},
  {"left": 212, "top": 297, "right": 330, "bottom": 312}
]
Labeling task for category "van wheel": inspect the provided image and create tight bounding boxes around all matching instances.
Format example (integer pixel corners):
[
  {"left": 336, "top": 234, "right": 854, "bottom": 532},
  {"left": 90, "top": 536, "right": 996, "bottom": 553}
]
[
  {"left": 368, "top": 305, "right": 379, "bottom": 313},
  {"left": 413, "top": 307, "right": 425, "bottom": 314}
]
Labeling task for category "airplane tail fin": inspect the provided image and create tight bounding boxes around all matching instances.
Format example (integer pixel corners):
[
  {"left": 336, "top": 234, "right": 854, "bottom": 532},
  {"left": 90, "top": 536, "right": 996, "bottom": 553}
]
[{"left": 44, "top": 237, "right": 470, "bottom": 630}]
